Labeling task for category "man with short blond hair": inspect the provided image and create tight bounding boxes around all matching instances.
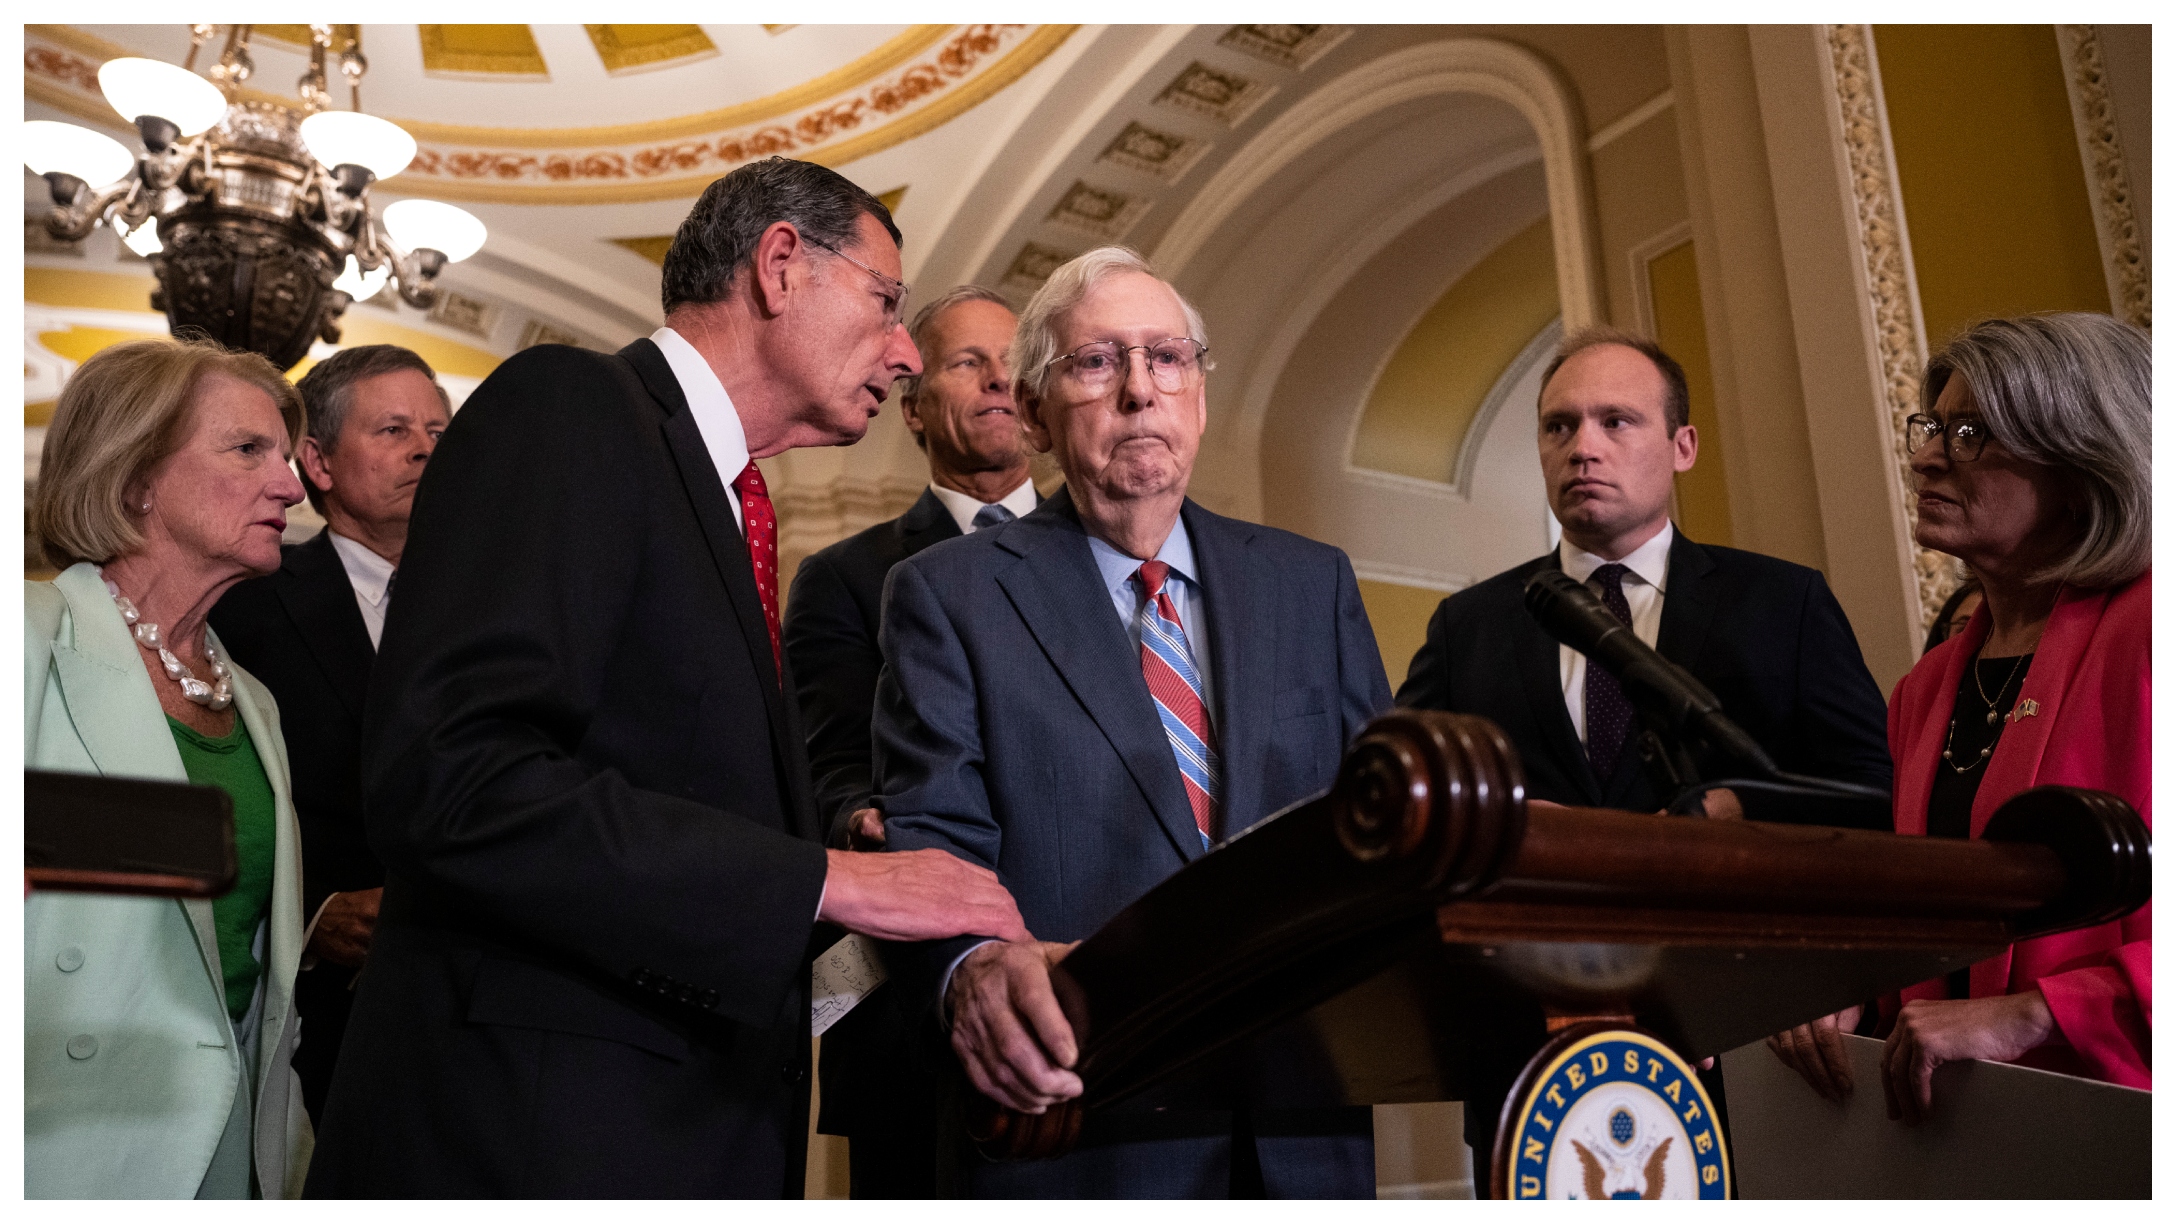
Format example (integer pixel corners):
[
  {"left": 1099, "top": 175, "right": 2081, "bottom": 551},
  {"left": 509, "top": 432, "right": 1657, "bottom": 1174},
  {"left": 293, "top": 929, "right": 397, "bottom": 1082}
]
[{"left": 874, "top": 247, "right": 1390, "bottom": 1197}]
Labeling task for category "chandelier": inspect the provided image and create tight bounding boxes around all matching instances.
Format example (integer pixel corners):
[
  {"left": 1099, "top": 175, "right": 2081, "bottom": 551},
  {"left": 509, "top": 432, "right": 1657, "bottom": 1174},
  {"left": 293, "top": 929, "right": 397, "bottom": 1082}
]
[{"left": 24, "top": 25, "right": 486, "bottom": 371}]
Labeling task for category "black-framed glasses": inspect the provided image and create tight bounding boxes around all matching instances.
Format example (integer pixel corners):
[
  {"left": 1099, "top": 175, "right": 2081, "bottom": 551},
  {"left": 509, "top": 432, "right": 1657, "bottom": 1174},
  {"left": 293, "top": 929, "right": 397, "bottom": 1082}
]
[
  {"left": 1904, "top": 413, "right": 1993, "bottom": 462},
  {"left": 1044, "top": 338, "right": 1210, "bottom": 394},
  {"left": 806, "top": 235, "right": 910, "bottom": 327}
]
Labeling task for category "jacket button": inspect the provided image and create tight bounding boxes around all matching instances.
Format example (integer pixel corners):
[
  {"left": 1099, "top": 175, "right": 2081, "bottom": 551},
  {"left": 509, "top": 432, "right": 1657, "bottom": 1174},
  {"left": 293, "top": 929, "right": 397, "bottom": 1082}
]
[
  {"left": 55, "top": 946, "right": 84, "bottom": 973},
  {"left": 700, "top": 990, "right": 719, "bottom": 1010},
  {"left": 66, "top": 1034, "right": 98, "bottom": 1060},
  {"left": 782, "top": 1061, "right": 804, "bottom": 1083}
]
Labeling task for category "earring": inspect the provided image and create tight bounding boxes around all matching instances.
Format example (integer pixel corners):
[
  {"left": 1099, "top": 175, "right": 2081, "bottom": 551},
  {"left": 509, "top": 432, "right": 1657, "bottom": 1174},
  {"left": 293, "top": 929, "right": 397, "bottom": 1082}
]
[{"left": 141, "top": 502, "right": 151, "bottom": 513}]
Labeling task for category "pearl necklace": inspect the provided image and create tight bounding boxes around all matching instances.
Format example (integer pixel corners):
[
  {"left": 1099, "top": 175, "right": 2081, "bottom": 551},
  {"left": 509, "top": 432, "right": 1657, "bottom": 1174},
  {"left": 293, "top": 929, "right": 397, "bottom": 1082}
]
[{"left": 103, "top": 579, "right": 233, "bottom": 711}]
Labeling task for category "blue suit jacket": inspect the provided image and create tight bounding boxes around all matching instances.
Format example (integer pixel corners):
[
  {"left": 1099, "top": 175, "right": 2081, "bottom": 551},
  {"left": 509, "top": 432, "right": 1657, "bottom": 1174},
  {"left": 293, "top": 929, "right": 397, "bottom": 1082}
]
[{"left": 876, "top": 487, "right": 1392, "bottom": 1005}]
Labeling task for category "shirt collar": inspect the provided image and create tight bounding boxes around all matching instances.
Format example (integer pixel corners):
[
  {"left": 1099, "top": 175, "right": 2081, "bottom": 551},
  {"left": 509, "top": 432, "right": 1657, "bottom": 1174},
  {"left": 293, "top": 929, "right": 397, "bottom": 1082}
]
[
  {"left": 1087, "top": 513, "right": 1200, "bottom": 602},
  {"left": 651, "top": 325, "right": 749, "bottom": 482},
  {"left": 327, "top": 530, "right": 396, "bottom": 606},
  {"left": 1559, "top": 520, "right": 1673, "bottom": 594},
  {"left": 928, "top": 476, "right": 1039, "bottom": 535}
]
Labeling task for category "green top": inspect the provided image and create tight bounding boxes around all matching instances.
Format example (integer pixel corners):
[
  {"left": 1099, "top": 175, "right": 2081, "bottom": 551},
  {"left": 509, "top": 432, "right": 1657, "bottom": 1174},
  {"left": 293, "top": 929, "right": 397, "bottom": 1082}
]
[{"left": 168, "top": 715, "right": 277, "bottom": 1022}]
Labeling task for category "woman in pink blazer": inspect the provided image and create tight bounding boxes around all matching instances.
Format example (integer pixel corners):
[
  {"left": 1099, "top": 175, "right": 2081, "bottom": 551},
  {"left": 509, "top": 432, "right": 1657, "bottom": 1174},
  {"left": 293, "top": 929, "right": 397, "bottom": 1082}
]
[{"left": 1771, "top": 313, "right": 2150, "bottom": 1120}]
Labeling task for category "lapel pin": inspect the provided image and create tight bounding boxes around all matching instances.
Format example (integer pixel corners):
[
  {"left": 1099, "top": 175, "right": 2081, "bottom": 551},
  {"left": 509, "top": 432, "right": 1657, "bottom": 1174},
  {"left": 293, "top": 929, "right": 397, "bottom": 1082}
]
[{"left": 2009, "top": 698, "right": 2040, "bottom": 722}]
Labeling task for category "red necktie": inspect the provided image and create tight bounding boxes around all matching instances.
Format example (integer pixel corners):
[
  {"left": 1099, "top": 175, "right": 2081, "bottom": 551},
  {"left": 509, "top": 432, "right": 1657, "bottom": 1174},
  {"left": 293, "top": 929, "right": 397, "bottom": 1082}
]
[
  {"left": 1134, "top": 561, "right": 1220, "bottom": 846},
  {"left": 731, "top": 461, "right": 781, "bottom": 684}
]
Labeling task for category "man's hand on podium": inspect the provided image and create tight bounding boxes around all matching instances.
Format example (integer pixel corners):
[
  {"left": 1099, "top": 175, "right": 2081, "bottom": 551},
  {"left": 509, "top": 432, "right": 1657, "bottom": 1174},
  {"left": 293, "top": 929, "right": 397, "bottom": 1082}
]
[
  {"left": 1883, "top": 990, "right": 2055, "bottom": 1125},
  {"left": 818, "top": 849, "right": 1029, "bottom": 943},
  {"left": 1766, "top": 1006, "right": 1864, "bottom": 1102},
  {"left": 948, "top": 939, "right": 1085, "bottom": 1113}
]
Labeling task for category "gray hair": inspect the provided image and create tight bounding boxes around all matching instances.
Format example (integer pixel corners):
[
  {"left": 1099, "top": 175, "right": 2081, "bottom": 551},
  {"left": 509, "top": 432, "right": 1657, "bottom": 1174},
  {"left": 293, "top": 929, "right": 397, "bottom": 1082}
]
[
  {"left": 897, "top": 284, "right": 1016, "bottom": 405},
  {"left": 294, "top": 344, "right": 448, "bottom": 514},
  {"left": 1922, "top": 312, "right": 2150, "bottom": 589},
  {"left": 1010, "top": 246, "right": 1210, "bottom": 400},
  {"left": 660, "top": 156, "right": 900, "bottom": 316}
]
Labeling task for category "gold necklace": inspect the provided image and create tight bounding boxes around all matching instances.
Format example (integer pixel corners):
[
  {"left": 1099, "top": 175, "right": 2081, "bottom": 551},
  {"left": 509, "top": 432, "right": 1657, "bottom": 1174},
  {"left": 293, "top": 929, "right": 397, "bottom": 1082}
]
[{"left": 1942, "top": 653, "right": 2025, "bottom": 772}]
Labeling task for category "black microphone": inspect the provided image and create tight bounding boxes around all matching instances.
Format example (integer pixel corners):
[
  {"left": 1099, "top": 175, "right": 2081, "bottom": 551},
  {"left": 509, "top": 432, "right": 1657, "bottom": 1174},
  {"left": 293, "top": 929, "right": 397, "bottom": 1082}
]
[{"left": 1522, "top": 568, "right": 1778, "bottom": 778}]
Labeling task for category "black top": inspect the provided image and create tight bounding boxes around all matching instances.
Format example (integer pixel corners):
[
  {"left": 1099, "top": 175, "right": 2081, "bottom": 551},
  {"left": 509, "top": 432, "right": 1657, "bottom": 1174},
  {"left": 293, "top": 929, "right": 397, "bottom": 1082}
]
[{"left": 1926, "top": 653, "right": 2033, "bottom": 841}]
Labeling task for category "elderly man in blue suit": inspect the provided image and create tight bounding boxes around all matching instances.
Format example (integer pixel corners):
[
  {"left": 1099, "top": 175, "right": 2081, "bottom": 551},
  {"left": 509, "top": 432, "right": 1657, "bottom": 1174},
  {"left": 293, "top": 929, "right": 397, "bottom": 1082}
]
[{"left": 873, "top": 247, "right": 1392, "bottom": 1197}]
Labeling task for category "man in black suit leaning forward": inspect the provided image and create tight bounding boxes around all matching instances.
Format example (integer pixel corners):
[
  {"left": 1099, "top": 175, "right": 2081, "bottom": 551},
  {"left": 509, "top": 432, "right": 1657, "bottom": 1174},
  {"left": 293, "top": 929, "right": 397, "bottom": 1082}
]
[
  {"left": 783, "top": 285, "right": 1037, "bottom": 1196},
  {"left": 877, "top": 247, "right": 1392, "bottom": 1197},
  {"left": 306, "top": 157, "right": 1027, "bottom": 1198},
  {"left": 210, "top": 344, "right": 450, "bottom": 1125},
  {"left": 1395, "top": 326, "right": 1891, "bottom": 814}
]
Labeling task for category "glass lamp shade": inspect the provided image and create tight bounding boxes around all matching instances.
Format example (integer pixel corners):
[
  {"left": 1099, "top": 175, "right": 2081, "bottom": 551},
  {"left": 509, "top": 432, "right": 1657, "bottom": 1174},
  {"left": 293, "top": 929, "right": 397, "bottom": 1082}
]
[
  {"left": 332, "top": 254, "right": 391, "bottom": 300},
  {"left": 97, "top": 58, "right": 228, "bottom": 137},
  {"left": 23, "top": 120, "right": 136, "bottom": 187},
  {"left": 300, "top": 111, "right": 418, "bottom": 181},
  {"left": 382, "top": 199, "right": 487, "bottom": 262},
  {"left": 114, "top": 216, "right": 163, "bottom": 256}
]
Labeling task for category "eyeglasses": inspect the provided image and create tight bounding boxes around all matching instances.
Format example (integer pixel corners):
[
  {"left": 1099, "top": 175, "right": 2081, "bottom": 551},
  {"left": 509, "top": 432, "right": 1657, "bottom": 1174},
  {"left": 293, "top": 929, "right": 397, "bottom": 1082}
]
[
  {"left": 805, "top": 235, "right": 910, "bottom": 327},
  {"left": 1045, "top": 338, "right": 1210, "bottom": 394},
  {"left": 1903, "top": 413, "right": 1993, "bottom": 462}
]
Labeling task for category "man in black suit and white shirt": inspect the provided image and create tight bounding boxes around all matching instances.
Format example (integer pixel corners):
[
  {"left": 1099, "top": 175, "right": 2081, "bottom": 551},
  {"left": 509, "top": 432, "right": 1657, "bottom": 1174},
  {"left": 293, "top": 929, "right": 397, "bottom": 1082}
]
[
  {"left": 210, "top": 344, "right": 450, "bottom": 1125},
  {"left": 1395, "top": 327, "right": 1891, "bottom": 815},
  {"left": 783, "top": 285, "right": 1037, "bottom": 1197},
  {"left": 1394, "top": 327, "right": 1891, "bottom": 1161},
  {"left": 305, "top": 157, "right": 1027, "bottom": 1198}
]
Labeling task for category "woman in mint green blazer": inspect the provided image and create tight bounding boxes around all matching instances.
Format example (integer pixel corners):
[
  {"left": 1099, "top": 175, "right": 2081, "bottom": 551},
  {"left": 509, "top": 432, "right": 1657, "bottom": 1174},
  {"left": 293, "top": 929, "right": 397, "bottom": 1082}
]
[{"left": 25, "top": 337, "right": 313, "bottom": 1198}]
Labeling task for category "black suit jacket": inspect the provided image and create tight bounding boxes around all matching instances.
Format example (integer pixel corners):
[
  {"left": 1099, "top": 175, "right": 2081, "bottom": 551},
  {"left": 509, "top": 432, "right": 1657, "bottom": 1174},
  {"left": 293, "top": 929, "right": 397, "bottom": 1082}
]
[
  {"left": 304, "top": 339, "right": 830, "bottom": 1198},
  {"left": 784, "top": 487, "right": 962, "bottom": 847},
  {"left": 209, "top": 528, "right": 381, "bottom": 1124},
  {"left": 1395, "top": 528, "right": 1892, "bottom": 817}
]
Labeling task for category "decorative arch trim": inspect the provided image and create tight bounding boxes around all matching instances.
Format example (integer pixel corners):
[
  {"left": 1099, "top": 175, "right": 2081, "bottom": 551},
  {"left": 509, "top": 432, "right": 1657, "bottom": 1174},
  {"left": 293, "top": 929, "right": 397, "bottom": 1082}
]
[{"left": 1153, "top": 38, "right": 1605, "bottom": 329}]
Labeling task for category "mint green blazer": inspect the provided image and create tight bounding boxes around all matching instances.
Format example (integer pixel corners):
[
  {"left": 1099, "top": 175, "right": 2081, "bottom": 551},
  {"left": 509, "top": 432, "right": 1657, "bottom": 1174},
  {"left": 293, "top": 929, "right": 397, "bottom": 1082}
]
[{"left": 24, "top": 563, "right": 311, "bottom": 1198}]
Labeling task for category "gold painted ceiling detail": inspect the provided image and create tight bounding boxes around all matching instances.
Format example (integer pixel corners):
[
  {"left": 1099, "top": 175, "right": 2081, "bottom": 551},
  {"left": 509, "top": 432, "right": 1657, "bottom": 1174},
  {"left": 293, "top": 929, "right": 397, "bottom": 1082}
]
[
  {"left": 25, "top": 24, "right": 1075, "bottom": 206},
  {"left": 420, "top": 25, "right": 549, "bottom": 80},
  {"left": 586, "top": 25, "right": 719, "bottom": 75},
  {"left": 610, "top": 185, "right": 905, "bottom": 267},
  {"left": 392, "top": 26, "right": 1066, "bottom": 204},
  {"left": 610, "top": 236, "right": 675, "bottom": 266}
]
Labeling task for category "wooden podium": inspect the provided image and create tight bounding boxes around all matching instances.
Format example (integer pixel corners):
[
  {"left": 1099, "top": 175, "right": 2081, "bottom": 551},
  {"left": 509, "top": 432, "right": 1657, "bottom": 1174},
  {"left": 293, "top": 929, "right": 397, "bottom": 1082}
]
[{"left": 966, "top": 711, "right": 2151, "bottom": 1198}]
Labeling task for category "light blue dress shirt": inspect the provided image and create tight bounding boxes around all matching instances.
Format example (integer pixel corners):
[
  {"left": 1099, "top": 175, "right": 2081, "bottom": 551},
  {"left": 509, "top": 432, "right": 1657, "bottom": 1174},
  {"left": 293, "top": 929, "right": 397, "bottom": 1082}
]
[{"left": 1086, "top": 517, "right": 1213, "bottom": 713}]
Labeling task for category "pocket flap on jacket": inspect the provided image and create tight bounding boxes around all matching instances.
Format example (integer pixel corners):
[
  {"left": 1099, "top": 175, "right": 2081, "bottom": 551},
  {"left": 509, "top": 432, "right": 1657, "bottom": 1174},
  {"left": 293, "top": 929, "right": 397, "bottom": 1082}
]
[{"left": 466, "top": 955, "right": 689, "bottom": 1062}]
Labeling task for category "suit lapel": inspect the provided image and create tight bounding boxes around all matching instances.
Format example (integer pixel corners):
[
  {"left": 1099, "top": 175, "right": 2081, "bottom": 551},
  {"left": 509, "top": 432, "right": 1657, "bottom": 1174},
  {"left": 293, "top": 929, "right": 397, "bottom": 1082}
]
[
  {"left": 1188, "top": 502, "right": 1275, "bottom": 838},
  {"left": 274, "top": 530, "right": 375, "bottom": 718},
  {"left": 1516, "top": 552, "right": 1601, "bottom": 804},
  {"left": 897, "top": 487, "right": 962, "bottom": 560},
  {"left": 993, "top": 490, "right": 1199, "bottom": 864},
  {"left": 619, "top": 340, "right": 813, "bottom": 839}
]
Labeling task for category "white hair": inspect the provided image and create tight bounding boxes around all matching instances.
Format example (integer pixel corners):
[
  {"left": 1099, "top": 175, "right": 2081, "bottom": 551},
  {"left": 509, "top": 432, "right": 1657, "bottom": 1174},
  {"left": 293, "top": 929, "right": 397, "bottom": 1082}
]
[
  {"left": 1922, "top": 312, "right": 2151, "bottom": 589},
  {"left": 1009, "top": 246, "right": 1210, "bottom": 400}
]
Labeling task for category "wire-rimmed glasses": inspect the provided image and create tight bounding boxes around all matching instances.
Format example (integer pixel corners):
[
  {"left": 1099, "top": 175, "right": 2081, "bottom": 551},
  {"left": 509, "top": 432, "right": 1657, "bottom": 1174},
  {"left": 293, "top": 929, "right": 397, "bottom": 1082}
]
[
  {"left": 1044, "top": 338, "right": 1210, "bottom": 394},
  {"left": 806, "top": 234, "right": 909, "bottom": 327}
]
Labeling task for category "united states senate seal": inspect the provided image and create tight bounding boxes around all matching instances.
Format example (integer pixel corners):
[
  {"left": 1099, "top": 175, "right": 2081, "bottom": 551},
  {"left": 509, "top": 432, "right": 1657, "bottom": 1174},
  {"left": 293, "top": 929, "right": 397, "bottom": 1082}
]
[{"left": 1493, "top": 1024, "right": 1729, "bottom": 1199}]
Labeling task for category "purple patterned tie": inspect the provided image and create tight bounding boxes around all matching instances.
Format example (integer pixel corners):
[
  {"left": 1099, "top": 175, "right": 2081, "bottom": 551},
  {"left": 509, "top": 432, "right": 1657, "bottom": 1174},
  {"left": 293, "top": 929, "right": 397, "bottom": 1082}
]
[{"left": 1583, "top": 563, "right": 1635, "bottom": 781}]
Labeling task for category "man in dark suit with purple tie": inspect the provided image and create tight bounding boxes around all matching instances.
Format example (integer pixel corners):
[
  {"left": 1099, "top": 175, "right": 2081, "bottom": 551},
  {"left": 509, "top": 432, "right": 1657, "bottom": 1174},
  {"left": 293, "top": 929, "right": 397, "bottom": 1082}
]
[{"left": 874, "top": 247, "right": 1393, "bottom": 1197}]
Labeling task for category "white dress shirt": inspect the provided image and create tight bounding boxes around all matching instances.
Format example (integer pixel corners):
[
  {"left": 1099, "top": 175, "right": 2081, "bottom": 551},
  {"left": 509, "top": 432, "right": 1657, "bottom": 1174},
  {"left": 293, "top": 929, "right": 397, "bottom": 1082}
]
[
  {"left": 327, "top": 531, "right": 396, "bottom": 650},
  {"left": 650, "top": 326, "right": 751, "bottom": 530},
  {"left": 928, "top": 476, "right": 1039, "bottom": 536},
  {"left": 1558, "top": 522, "right": 1674, "bottom": 744}
]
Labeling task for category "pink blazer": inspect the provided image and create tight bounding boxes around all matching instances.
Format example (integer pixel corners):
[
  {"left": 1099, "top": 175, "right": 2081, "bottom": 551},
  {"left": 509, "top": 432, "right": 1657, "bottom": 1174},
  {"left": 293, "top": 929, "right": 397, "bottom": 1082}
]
[{"left": 1888, "top": 571, "right": 2150, "bottom": 1089}]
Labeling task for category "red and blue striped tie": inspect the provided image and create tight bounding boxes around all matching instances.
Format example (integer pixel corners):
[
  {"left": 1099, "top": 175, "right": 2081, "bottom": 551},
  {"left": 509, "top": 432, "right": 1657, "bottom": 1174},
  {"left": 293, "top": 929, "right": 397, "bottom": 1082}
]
[{"left": 1134, "top": 561, "right": 1219, "bottom": 848}]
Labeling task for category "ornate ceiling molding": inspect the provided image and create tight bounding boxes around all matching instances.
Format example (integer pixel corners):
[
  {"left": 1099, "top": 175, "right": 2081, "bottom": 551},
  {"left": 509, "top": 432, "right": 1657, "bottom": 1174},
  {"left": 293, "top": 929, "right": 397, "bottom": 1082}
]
[{"left": 27, "top": 24, "right": 1078, "bottom": 205}]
